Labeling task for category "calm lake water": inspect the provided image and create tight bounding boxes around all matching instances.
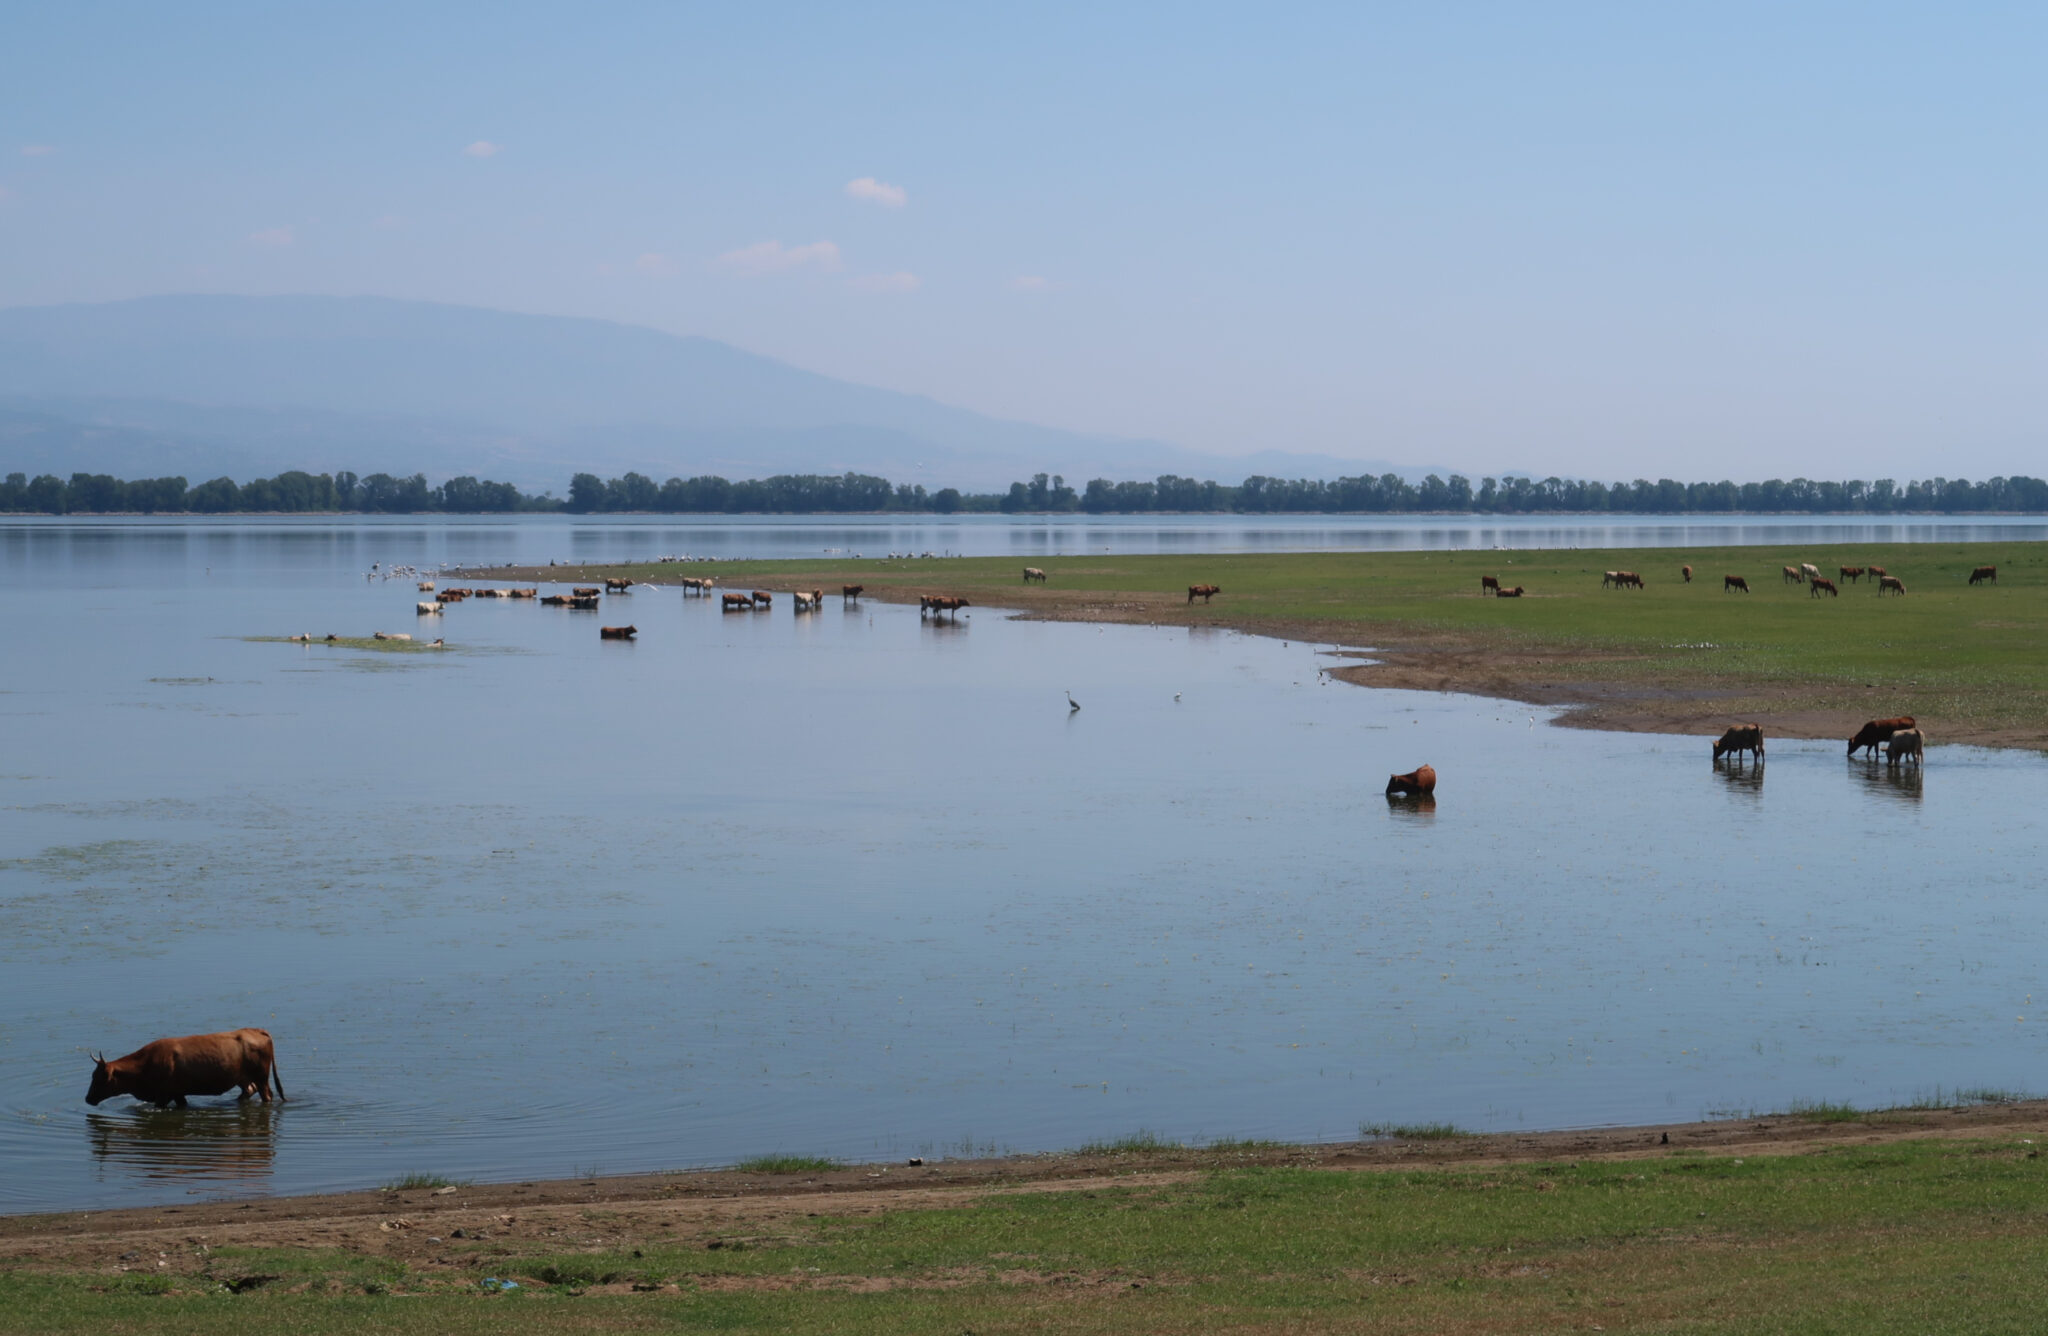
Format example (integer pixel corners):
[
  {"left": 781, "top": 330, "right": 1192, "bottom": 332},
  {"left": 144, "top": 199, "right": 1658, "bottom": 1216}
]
[{"left": 2, "top": 517, "right": 2045, "bottom": 1212}]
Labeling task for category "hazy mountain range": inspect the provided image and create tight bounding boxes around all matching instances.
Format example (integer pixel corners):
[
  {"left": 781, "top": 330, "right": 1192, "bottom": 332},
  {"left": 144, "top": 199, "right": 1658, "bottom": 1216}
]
[{"left": 0, "top": 296, "right": 1451, "bottom": 494}]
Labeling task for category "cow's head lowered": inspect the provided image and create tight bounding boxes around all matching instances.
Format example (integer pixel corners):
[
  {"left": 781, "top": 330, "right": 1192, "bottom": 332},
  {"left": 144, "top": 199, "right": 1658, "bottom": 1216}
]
[{"left": 85, "top": 1052, "right": 120, "bottom": 1106}]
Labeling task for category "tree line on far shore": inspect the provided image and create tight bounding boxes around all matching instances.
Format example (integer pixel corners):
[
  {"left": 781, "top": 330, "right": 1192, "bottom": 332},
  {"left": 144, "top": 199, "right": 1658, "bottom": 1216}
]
[{"left": 6, "top": 467, "right": 2048, "bottom": 516}]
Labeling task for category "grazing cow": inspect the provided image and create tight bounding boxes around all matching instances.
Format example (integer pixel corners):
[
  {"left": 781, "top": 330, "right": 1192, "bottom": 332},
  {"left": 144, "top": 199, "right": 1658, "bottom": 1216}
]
[
  {"left": 1616, "top": 571, "right": 1644, "bottom": 589},
  {"left": 600, "top": 625, "right": 637, "bottom": 639},
  {"left": 540, "top": 594, "right": 572, "bottom": 606},
  {"left": 1188, "top": 584, "right": 1221, "bottom": 603},
  {"left": 1712, "top": 724, "right": 1766, "bottom": 761},
  {"left": 1601, "top": 571, "right": 1619, "bottom": 588},
  {"left": 722, "top": 592, "right": 753, "bottom": 612},
  {"left": 1801, "top": 563, "right": 1820, "bottom": 582},
  {"left": 841, "top": 584, "right": 864, "bottom": 602},
  {"left": 605, "top": 578, "right": 633, "bottom": 592},
  {"left": 1782, "top": 565, "right": 1804, "bottom": 584},
  {"left": 416, "top": 602, "right": 442, "bottom": 615},
  {"left": 372, "top": 631, "right": 412, "bottom": 641},
  {"left": 573, "top": 586, "right": 601, "bottom": 597},
  {"left": 1840, "top": 566, "right": 1865, "bottom": 584},
  {"left": 1969, "top": 565, "right": 1997, "bottom": 585},
  {"left": 1867, "top": 565, "right": 1886, "bottom": 580},
  {"left": 1023, "top": 567, "right": 1048, "bottom": 583},
  {"left": 85, "top": 1029, "right": 285, "bottom": 1109},
  {"left": 417, "top": 581, "right": 435, "bottom": 592},
  {"left": 1886, "top": 727, "right": 1925, "bottom": 767},
  {"left": 1878, "top": 575, "right": 1906, "bottom": 596},
  {"left": 1808, "top": 577, "right": 1838, "bottom": 598},
  {"left": 568, "top": 595, "right": 601, "bottom": 609},
  {"left": 923, "top": 595, "right": 969, "bottom": 619},
  {"left": 1724, "top": 575, "right": 1750, "bottom": 593},
  {"left": 1848, "top": 716, "right": 1916, "bottom": 758},
  {"left": 1496, "top": 585, "right": 1526, "bottom": 597},
  {"left": 1481, "top": 575, "right": 1501, "bottom": 596},
  {"left": 681, "top": 577, "right": 715, "bottom": 595},
  {"left": 1682, "top": 565, "right": 1693, "bottom": 583},
  {"left": 1385, "top": 764, "right": 1437, "bottom": 797},
  {"left": 792, "top": 590, "right": 820, "bottom": 612},
  {"left": 750, "top": 590, "right": 773, "bottom": 608}
]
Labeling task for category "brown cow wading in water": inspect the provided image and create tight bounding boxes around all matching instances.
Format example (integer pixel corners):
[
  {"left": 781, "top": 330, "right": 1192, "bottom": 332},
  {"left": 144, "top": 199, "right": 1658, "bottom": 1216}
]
[
  {"left": 1849, "top": 716, "right": 1916, "bottom": 758},
  {"left": 1712, "top": 724, "right": 1765, "bottom": 761},
  {"left": 1386, "top": 765, "right": 1437, "bottom": 797},
  {"left": 86, "top": 1029, "right": 285, "bottom": 1108}
]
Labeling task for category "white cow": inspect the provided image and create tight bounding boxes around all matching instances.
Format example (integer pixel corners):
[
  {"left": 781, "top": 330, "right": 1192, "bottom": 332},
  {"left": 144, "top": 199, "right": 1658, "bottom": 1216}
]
[{"left": 417, "top": 602, "right": 443, "bottom": 615}]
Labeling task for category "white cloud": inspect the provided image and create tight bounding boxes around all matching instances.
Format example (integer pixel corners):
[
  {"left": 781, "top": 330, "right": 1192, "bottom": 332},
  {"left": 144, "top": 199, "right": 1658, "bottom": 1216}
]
[
  {"left": 849, "top": 271, "right": 921, "bottom": 294},
  {"left": 844, "top": 176, "right": 907, "bottom": 208},
  {"left": 1009, "top": 275, "right": 1049, "bottom": 291},
  {"left": 248, "top": 225, "right": 295, "bottom": 247},
  {"left": 462, "top": 140, "right": 503, "bottom": 158},
  {"left": 715, "top": 239, "right": 842, "bottom": 276},
  {"left": 20, "top": 145, "right": 55, "bottom": 157},
  {"left": 635, "top": 252, "right": 679, "bottom": 276}
]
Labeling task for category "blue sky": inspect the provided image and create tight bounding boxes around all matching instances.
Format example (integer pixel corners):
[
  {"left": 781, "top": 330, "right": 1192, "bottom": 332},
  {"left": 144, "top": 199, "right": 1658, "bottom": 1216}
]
[{"left": 2, "top": 3, "right": 2043, "bottom": 479}]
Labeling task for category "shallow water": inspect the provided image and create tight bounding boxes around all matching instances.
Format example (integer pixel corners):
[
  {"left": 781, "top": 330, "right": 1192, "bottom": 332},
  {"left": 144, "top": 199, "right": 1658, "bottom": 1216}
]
[{"left": 2, "top": 520, "right": 2045, "bottom": 1212}]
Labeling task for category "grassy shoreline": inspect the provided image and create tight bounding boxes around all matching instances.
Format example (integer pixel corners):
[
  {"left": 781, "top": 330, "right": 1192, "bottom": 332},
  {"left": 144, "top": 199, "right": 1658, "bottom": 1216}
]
[
  {"left": 9, "top": 1101, "right": 2048, "bottom": 1332},
  {"left": 471, "top": 539, "right": 2048, "bottom": 749}
]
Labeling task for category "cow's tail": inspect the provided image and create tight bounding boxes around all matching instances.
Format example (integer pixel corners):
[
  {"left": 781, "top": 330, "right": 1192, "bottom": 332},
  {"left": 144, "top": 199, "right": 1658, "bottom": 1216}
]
[{"left": 270, "top": 1050, "right": 287, "bottom": 1102}]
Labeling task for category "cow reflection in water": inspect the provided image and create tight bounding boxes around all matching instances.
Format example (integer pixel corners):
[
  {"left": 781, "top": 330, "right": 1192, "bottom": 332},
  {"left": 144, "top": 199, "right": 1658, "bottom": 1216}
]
[
  {"left": 1853, "top": 757, "right": 1924, "bottom": 805},
  {"left": 1712, "top": 755, "right": 1765, "bottom": 797},
  {"left": 1384, "top": 794, "right": 1436, "bottom": 819},
  {"left": 86, "top": 1102, "right": 277, "bottom": 1184}
]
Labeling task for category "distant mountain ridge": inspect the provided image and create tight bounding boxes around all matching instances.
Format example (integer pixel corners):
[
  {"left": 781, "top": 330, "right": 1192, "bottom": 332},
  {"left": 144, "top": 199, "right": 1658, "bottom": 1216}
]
[{"left": 0, "top": 295, "right": 1453, "bottom": 492}]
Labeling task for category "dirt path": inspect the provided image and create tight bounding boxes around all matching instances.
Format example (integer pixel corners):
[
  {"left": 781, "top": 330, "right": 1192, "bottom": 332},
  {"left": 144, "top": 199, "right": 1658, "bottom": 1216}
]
[{"left": 9, "top": 1103, "right": 2048, "bottom": 1268}]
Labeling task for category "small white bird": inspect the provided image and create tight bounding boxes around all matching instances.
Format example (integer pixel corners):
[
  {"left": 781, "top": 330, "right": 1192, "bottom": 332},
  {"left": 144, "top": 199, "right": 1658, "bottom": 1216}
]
[
  {"left": 1174, "top": 692, "right": 1182, "bottom": 702},
  {"left": 1067, "top": 691, "right": 1081, "bottom": 712}
]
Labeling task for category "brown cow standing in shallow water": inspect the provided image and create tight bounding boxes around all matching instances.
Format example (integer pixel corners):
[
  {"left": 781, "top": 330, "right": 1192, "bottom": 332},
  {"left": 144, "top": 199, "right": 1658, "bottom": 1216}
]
[
  {"left": 1849, "top": 716, "right": 1916, "bottom": 758},
  {"left": 86, "top": 1029, "right": 285, "bottom": 1108},
  {"left": 1385, "top": 765, "right": 1437, "bottom": 797},
  {"left": 1724, "top": 575, "right": 1749, "bottom": 592},
  {"left": 600, "top": 625, "right": 637, "bottom": 639},
  {"left": 721, "top": 593, "right": 753, "bottom": 611},
  {"left": 751, "top": 590, "right": 774, "bottom": 608},
  {"left": 1188, "top": 584, "right": 1220, "bottom": 603},
  {"left": 841, "top": 584, "right": 863, "bottom": 602},
  {"left": 1713, "top": 724, "right": 1765, "bottom": 761}
]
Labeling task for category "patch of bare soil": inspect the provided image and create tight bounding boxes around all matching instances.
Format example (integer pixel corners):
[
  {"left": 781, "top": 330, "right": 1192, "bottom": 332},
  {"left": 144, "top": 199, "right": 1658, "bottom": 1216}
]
[{"left": 8, "top": 1104, "right": 2048, "bottom": 1270}]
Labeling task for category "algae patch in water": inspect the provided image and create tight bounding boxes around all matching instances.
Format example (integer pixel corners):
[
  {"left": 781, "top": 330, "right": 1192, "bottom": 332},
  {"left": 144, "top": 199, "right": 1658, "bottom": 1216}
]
[{"left": 243, "top": 635, "right": 445, "bottom": 654}]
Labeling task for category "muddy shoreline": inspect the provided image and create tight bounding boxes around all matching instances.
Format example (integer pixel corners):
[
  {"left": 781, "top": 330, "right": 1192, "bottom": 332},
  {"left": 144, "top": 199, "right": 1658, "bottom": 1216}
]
[
  {"left": 8, "top": 1102, "right": 2047, "bottom": 1259},
  {"left": 461, "top": 563, "right": 2048, "bottom": 751}
]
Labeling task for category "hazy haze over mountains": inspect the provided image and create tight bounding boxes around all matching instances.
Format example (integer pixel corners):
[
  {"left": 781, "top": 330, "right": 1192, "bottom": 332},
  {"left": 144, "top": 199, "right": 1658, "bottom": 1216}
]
[{"left": 0, "top": 296, "right": 1445, "bottom": 492}]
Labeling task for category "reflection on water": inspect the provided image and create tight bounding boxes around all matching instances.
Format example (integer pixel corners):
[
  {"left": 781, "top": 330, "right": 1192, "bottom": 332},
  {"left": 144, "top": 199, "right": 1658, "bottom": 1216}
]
[
  {"left": 87, "top": 1104, "right": 277, "bottom": 1186},
  {"left": 1385, "top": 795, "right": 1438, "bottom": 819},
  {"left": 1853, "top": 758, "right": 1925, "bottom": 805},
  {"left": 1714, "top": 756, "right": 1767, "bottom": 797}
]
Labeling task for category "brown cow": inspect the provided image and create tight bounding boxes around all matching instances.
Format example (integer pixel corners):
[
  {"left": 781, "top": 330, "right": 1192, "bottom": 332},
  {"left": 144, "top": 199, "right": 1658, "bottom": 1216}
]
[
  {"left": 605, "top": 578, "right": 633, "bottom": 592},
  {"left": 1481, "top": 575, "right": 1501, "bottom": 596},
  {"left": 573, "top": 586, "right": 601, "bottom": 597},
  {"left": 508, "top": 587, "right": 538, "bottom": 599},
  {"left": 680, "top": 577, "right": 714, "bottom": 595},
  {"left": 568, "top": 595, "right": 601, "bottom": 609},
  {"left": 1601, "top": 571, "right": 1620, "bottom": 588},
  {"left": 1867, "top": 565, "right": 1886, "bottom": 580},
  {"left": 1616, "top": 571, "right": 1644, "bottom": 589},
  {"left": 1385, "top": 764, "right": 1437, "bottom": 797},
  {"left": 1878, "top": 575, "right": 1906, "bottom": 596},
  {"left": 1724, "top": 575, "right": 1749, "bottom": 592},
  {"left": 540, "top": 594, "right": 572, "bottom": 606},
  {"left": 1682, "top": 564, "right": 1692, "bottom": 583},
  {"left": 751, "top": 590, "right": 773, "bottom": 608},
  {"left": 1886, "top": 727, "right": 1925, "bottom": 766},
  {"left": 1496, "top": 585, "right": 1525, "bottom": 597},
  {"left": 1712, "top": 724, "right": 1765, "bottom": 761},
  {"left": 1839, "top": 565, "right": 1865, "bottom": 584},
  {"left": 86, "top": 1029, "right": 285, "bottom": 1108},
  {"left": 1849, "top": 716, "right": 1916, "bottom": 758},
  {"left": 1188, "top": 584, "right": 1220, "bottom": 603},
  {"left": 1969, "top": 565, "right": 1997, "bottom": 585},
  {"left": 1782, "top": 566, "right": 1803, "bottom": 584},
  {"left": 722, "top": 592, "right": 753, "bottom": 611},
  {"left": 1808, "top": 577, "right": 1838, "bottom": 598},
  {"left": 923, "top": 595, "right": 970, "bottom": 619},
  {"left": 841, "top": 584, "right": 863, "bottom": 602},
  {"left": 1023, "top": 567, "right": 1048, "bottom": 583},
  {"left": 600, "top": 625, "right": 637, "bottom": 639}
]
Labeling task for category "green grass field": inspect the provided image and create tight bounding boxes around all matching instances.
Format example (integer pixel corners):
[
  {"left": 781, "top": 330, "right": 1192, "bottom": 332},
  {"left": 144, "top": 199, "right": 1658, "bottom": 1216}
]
[
  {"left": 12, "top": 1139, "right": 2048, "bottom": 1333},
  {"left": 575, "top": 540, "right": 2048, "bottom": 743}
]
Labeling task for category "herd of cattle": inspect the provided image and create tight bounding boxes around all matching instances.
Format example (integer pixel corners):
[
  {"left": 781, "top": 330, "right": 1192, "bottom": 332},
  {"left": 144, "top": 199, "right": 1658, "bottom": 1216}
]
[
  {"left": 1710, "top": 715, "right": 1925, "bottom": 767},
  {"left": 1476, "top": 561, "right": 1999, "bottom": 599}
]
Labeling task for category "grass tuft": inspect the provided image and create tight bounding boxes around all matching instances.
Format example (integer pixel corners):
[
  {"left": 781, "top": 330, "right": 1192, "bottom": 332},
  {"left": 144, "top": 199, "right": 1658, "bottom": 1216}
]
[
  {"left": 1360, "top": 1121, "right": 1473, "bottom": 1140},
  {"left": 1075, "top": 1129, "right": 1182, "bottom": 1155},
  {"left": 733, "top": 1154, "right": 840, "bottom": 1174},
  {"left": 380, "top": 1172, "right": 469, "bottom": 1191},
  {"left": 1784, "top": 1099, "right": 1864, "bottom": 1123}
]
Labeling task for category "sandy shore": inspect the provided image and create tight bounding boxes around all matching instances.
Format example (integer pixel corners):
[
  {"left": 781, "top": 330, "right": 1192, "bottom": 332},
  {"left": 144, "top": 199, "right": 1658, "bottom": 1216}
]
[
  {"left": 462, "top": 563, "right": 2048, "bottom": 750},
  {"left": 8, "top": 1102, "right": 2047, "bottom": 1262}
]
